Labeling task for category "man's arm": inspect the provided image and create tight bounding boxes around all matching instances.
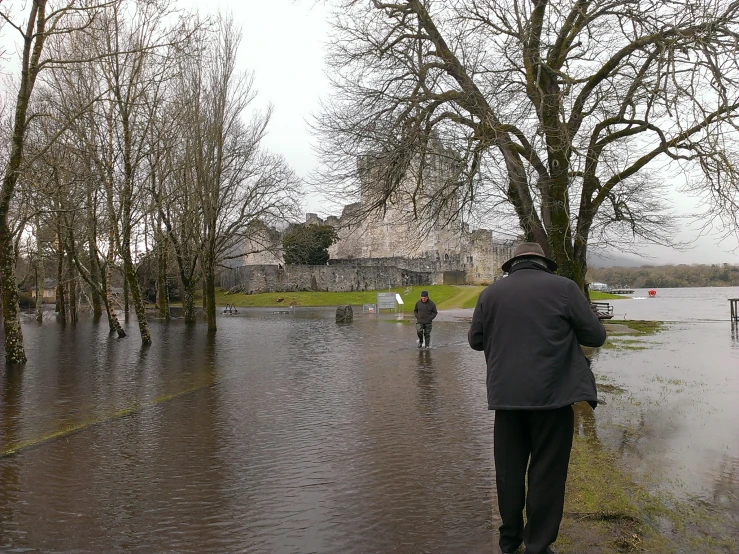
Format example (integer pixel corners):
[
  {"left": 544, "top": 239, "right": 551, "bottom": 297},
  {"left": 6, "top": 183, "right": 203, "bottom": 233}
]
[
  {"left": 414, "top": 301, "right": 419, "bottom": 318},
  {"left": 431, "top": 301, "right": 438, "bottom": 320},
  {"left": 566, "top": 281, "right": 607, "bottom": 347},
  {"left": 468, "top": 295, "right": 484, "bottom": 351}
]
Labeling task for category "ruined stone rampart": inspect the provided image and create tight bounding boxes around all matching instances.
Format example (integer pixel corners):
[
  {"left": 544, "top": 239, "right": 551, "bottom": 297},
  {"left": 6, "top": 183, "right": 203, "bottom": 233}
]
[
  {"left": 328, "top": 256, "right": 462, "bottom": 273},
  {"left": 217, "top": 263, "right": 436, "bottom": 294}
]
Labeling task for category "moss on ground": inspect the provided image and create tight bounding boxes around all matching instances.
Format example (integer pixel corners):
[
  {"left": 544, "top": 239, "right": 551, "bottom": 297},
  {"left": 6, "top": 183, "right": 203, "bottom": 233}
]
[
  {"left": 600, "top": 339, "right": 652, "bottom": 351},
  {"left": 600, "top": 320, "right": 666, "bottom": 351},
  {"left": 609, "top": 320, "right": 666, "bottom": 335}
]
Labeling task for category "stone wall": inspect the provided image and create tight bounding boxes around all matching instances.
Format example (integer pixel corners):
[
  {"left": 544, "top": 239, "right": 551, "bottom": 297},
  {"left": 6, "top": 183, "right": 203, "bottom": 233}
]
[
  {"left": 329, "top": 256, "right": 462, "bottom": 273},
  {"left": 464, "top": 231, "right": 515, "bottom": 285},
  {"left": 218, "top": 243, "right": 515, "bottom": 294},
  {"left": 217, "top": 264, "right": 435, "bottom": 294},
  {"left": 223, "top": 224, "right": 283, "bottom": 268}
]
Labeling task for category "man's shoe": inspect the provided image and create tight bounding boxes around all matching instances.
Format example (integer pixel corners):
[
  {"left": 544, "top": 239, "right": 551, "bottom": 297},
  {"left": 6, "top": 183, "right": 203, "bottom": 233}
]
[{"left": 417, "top": 339, "right": 422, "bottom": 348}]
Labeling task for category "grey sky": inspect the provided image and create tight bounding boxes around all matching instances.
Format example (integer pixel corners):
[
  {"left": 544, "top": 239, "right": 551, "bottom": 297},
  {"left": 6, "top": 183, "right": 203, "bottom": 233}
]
[
  {"left": 4, "top": 0, "right": 735, "bottom": 264},
  {"left": 176, "top": 0, "right": 330, "bottom": 178}
]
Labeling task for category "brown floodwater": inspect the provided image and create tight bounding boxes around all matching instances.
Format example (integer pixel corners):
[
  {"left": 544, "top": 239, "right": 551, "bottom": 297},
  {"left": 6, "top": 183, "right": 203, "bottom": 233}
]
[
  {"left": 1, "top": 311, "right": 499, "bottom": 553},
  {"left": 0, "top": 286, "right": 737, "bottom": 552}
]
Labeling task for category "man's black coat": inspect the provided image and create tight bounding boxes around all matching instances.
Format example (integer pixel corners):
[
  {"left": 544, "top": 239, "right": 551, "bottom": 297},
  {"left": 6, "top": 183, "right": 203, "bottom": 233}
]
[
  {"left": 414, "top": 298, "right": 438, "bottom": 324},
  {"left": 468, "top": 261, "right": 606, "bottom": 410}
]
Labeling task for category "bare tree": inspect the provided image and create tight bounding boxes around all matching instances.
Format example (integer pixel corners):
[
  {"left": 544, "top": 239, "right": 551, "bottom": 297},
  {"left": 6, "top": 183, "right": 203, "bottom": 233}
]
[
  {"left": 164, "top": 18, "right": 301, "bottom": 331},
  {"left": 0, "top": 0, "right": 115, "bottom": 363},
  {"left": 29, "top": 25, "right": 128, "bottom": 336},
  {"left": 151, "top": 94, "right": 202, "bottom": 323},
  {"left": 87, "top": 0, "right": 190, "bottom": 344},
  {"left": 316, "top": 0, "right": 739, "bottom": 291},
  {"left": 0, "top": 0, "right": 57, "bottom": 363}
]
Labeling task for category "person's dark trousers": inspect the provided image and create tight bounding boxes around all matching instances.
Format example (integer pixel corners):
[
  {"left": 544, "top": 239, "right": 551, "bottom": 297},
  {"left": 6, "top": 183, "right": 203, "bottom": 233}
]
[
  {"left": 415, "top": 323, "right": 432, "bottom": 345},
  {"left": 493, "top": 405, "right": 574, "bottom": 554}
]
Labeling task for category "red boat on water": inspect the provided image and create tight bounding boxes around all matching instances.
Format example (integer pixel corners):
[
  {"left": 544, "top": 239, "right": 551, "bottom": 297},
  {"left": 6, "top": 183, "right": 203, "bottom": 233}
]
[{"left": 648, "top": 289, "right": 657, "bottom": 297}]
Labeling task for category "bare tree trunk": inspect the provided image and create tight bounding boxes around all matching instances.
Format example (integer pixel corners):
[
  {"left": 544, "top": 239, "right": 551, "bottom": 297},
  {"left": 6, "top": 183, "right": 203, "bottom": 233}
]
[
  {"left": 182, "top": 279, "right": 196, "bottom": 323},
  {"left": 84, "top": 179, "right": 104, "bottom": 319},
  {"left": 123, "top": 277, "right": 129, "bottom": 316},
  {"left": 89, "top": 241, "right": 103, "bottom": 318},
  {"left": 0, "top": 223, "right": 26, "bottom": 363},
  {"left": 156, "top": 233, "right": 169, "bottom": 319},
  {"left": 34, "top": 267, "right": 42, "bottom": 321},
  {"left": 123, "top": 261, "right": 150, "bottom": 343},
  {"left": 120, "top": 232, "right": 150, "bottom": 342},
  {"left": 67, "top": 255, "right": 78, "bottom": 323},
  {"left": 0, "top": 0, "right": 48, "bottom": 364},
  {"left": 55, "top": 236, "right": 66, "bottom": 321},
  {"left": 34, "top": 225, "right": 44, "bottom": 322},
  {"left": 105, "top": 232, "right": 125, "bottom": 337},
  {"left": 204, "top": 266, "right": 216, "bottom": 332}
]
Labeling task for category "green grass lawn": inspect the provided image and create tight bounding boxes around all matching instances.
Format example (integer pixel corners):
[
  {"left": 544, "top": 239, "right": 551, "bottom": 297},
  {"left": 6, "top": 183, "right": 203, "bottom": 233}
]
[
  {"left": 436, "top": 286, "right": 486, "bottom": 309},
  {"left": 590, "top": 291, "right": 626, "bottom": 300},
  {"left": 215, "top": 285, "right": 468, "bottom": 313},
  {"left": 213, "top": 285, "right": 624, "bottom": 312}
]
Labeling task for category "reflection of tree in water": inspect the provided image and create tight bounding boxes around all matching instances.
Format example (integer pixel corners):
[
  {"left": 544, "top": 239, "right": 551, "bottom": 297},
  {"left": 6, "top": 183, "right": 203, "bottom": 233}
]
[{"left": 0, "top": 368, "right": 23, "bottom": 546}]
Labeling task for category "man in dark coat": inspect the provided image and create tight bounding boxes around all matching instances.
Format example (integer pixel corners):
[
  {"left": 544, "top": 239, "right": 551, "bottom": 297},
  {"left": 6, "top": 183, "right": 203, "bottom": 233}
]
[
  {"left": 468, "top": 242, "right": 606, "bottom": 554},
  {"left": 414, "top": 290, "right": 437, "bottom": 348}
]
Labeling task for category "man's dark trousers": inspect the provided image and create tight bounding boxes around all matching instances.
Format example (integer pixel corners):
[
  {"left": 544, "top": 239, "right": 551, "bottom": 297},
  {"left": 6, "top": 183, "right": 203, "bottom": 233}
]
[{"left": 494, "top": 405, "right": 574, "bottom": 554}]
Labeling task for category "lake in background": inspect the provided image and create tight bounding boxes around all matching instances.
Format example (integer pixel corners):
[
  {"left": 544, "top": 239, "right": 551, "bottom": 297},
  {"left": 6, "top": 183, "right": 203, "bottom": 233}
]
[{"left": 604, "top": 286, "right": 739, "bottom": 321}]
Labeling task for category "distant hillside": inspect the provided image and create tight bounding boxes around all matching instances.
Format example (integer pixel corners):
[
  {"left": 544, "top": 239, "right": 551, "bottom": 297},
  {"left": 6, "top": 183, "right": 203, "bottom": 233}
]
[
  {"left": 587, "top": 251, "right": 646, "bottom": 268},
  {"left": 587, "top": 264, "right": 739, "bottom": 288}
]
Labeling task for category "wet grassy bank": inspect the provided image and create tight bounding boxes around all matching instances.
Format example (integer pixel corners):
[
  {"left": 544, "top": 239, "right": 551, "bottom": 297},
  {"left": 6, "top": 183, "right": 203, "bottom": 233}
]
[
  {"left": 555, "top": 320, "right": 737, "bottom": 553},
  {"left": 560, "top": 414, "right": 737, "bottom": 553}
]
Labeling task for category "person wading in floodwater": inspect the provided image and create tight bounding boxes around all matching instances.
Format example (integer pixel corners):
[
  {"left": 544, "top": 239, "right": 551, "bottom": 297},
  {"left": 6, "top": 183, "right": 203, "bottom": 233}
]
[
  {"left": 414, "top": 290, "right": 437, "bottom": 349},
  {"left": 468, "top": 242, "right": 606, "bottom": 554}
]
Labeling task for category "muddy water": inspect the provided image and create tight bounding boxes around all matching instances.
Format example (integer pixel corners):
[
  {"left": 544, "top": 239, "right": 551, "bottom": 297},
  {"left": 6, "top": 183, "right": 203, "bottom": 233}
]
[
  {"left": 602, "top": 288, "right": 739, "bottom": 511},
  {"left": 1, "top": 313, "right": 499, "bottom": 553},
  {"left": 1, "top": 287, "right": 737, "bottom": 552},
  {"left": 594, "top": 321, "right": 739, "bottom": 503}
]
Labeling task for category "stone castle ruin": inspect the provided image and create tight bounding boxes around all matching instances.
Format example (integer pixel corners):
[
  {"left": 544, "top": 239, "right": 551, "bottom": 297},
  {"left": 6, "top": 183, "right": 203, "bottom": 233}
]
[{"left": 219, "top": 140, "right": 515, "bottom": 293}]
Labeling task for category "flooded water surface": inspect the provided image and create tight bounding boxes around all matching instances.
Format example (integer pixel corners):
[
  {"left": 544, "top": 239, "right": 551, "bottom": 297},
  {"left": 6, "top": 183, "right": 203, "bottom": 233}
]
[
  {"left": 2, "top": 313, "right": 499, "bottom": 553},
  {"left": 1, "top": 286, "right": 737, "bottom": 552}
]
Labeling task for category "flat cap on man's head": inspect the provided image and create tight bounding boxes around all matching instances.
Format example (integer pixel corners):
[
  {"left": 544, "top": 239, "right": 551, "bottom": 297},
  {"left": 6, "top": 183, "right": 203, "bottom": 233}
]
[{"left": 421, "top": 290, "right": 429, "bottom": 297}]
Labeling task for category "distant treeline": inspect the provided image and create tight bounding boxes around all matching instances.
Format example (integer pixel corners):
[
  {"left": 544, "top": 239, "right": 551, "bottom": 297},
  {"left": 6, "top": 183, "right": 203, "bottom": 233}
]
[{"left": 588, "top": 264, "right": 739, "bottom": 288}]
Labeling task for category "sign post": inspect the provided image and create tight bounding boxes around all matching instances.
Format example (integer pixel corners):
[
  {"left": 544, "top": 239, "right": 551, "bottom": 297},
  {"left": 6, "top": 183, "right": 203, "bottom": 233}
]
[{"left": 377, "top": 292, "right": 398, "bottom": 312}]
